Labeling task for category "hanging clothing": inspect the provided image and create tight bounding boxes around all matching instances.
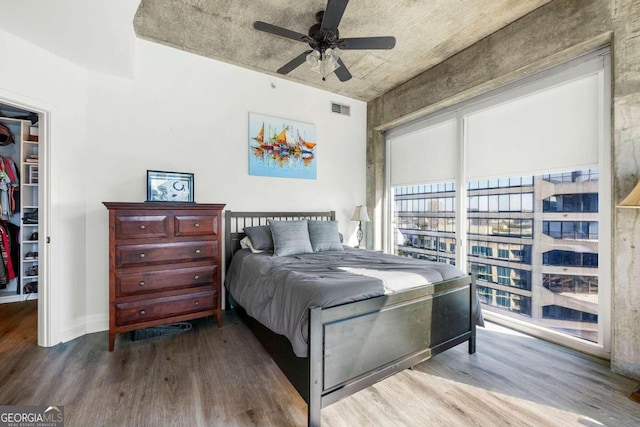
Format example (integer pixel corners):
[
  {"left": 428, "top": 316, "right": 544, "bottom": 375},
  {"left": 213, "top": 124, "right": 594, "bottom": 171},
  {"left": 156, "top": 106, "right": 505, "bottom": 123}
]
[
  {"left": 0, "top": 225, "right": 7, "bottom": 287},
  {"left": 0, "top": 156, "right": 19, "bottom": 220},
  {"left": 5, "top": 222, "right": 20, "bottom": 278},
  {"left": 0, "top": 225, "right": 14, "bottom": 280}
]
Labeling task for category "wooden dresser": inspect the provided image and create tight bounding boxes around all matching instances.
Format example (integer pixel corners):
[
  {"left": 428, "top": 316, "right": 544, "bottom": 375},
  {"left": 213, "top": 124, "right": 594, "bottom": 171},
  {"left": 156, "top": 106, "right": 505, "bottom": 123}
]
[{"left": 103, "top": 202, "right": 225, "bottom": 351}]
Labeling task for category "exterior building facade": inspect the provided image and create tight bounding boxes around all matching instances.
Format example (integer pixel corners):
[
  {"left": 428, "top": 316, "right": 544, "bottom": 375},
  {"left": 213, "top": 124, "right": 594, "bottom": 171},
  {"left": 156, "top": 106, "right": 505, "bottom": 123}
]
[{"left": 393, "top": 169, "right": 599, "bottom": 342}]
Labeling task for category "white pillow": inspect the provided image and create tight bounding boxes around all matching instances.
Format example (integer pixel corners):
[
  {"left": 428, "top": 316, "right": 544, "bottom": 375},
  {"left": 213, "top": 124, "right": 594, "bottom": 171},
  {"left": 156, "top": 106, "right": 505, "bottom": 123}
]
[{"left": 240, "top": 236, "right": 264, "bottom": 253}]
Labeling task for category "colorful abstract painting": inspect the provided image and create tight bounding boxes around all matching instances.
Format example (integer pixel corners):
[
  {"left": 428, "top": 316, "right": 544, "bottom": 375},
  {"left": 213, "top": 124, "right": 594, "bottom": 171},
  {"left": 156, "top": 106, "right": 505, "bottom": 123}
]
[{"left": 249, "top": 113, "right": 317, "bottom": 179}]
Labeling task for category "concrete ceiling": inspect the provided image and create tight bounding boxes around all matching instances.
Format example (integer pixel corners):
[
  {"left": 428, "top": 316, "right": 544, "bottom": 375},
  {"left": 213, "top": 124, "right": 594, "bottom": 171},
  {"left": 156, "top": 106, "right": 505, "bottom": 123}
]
[{"left": 134, "top": 0, "right": 550, "bottom": 101}]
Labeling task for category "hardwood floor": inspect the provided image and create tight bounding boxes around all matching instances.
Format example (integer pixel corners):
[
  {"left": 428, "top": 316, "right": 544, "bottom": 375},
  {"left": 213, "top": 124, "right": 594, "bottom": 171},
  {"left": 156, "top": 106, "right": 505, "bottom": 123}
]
[{"left": 0, "top": 301, "right": 638, "bottom": 426}]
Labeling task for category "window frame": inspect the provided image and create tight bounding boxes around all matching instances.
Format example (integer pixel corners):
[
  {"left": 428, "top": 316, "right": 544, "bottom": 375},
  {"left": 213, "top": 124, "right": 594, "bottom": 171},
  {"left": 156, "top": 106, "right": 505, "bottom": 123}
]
[{"left": 384, "top": 48, "right": 611, "bottom": 358}]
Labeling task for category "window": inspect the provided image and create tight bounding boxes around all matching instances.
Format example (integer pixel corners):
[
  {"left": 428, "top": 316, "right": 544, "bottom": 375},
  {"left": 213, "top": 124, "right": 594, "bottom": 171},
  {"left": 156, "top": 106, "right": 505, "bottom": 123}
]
[
  {"left": 387, "top": 51, "right": 610, "bottom": 355},
  {"left": 497, "top": 267, "right": 510, "bottom": 285},
  {"left": 478, "top": 286, "right": 531, "bottom": 316},
  {"left": 543, "top": 221, "right": 599, "bottom": 240},
  {"left": 543, "top": 194, "right": 598, "bottom": 212},
  {"left": 543, "top": 274, "right": 598, "bottom": 295},
  {"left": 543, "top": 250, "right": 598, "bottom": 267},
  {"left": 393, "top": 181, "right": 457, "bottom": 265},
  {"left": 543, "top": 169, "right": 599, "bottom": 183}
]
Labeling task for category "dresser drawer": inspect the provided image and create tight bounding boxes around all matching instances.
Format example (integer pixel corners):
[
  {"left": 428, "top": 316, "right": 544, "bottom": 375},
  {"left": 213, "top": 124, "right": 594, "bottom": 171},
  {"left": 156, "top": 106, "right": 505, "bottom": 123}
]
[
  {"left": 116, "top": 265, "right": 217, "bottom": 296},
  {"left": 115, "top": 290, "right": 216, "bottom": 326},
  {"left": 115, "top": 214, "right": 171, "bottom": 239},
  {"left": 116, "top": 241, "right": 218, "bottom": 267},
  {"left": 175, "top": 214, "right": 218, "bottom": 237}
]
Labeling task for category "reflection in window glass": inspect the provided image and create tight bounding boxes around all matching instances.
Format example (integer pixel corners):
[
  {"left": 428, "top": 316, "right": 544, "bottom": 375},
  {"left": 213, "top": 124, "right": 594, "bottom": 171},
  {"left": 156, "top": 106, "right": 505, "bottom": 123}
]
[
  {"left": 510, "top": 193, "right": 521, "bottom": 211},
  {"left": 467, "top": 169, "right": 599, "bottom": 342},
  {"left": 522, "top": 176, "right": 534, "bottom": 186},
  {"left": 479, "top": 196, "right": 488, "bottom": 211},
  {"left": 393, "top": 181, "right": 456, "bottom": 266},
  {"left": 522, "top": 193, "right": 533, "bottom": 211},
  {"left": 489, "top": 195, "right": 499, "bottom": 211},
  {"left": 498, "top": 194, "right": 509, "bottom": 211}
]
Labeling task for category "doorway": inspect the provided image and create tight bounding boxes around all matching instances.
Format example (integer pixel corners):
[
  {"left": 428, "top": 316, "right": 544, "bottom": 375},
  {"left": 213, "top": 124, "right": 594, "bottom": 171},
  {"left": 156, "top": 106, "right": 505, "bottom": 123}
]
[{"left": 0, "top": 98, "right": 48, "bottom": 347}]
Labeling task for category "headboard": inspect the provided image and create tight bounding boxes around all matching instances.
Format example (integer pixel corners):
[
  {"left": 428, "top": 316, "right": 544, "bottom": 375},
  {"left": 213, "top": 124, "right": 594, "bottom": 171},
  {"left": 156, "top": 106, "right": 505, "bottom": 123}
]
[{"left": 224, "top": 210, "right": 336, "bottom": 271}]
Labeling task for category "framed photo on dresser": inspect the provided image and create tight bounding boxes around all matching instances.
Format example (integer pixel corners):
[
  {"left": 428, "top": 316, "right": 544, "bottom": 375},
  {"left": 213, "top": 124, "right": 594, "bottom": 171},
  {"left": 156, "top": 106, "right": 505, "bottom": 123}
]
[{"left": 146, "top": 170, "right": 194, "bottom": 203}]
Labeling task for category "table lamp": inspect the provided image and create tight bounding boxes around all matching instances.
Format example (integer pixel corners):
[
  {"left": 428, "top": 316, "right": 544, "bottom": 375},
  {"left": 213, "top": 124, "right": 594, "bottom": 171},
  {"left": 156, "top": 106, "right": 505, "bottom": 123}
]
[{"left": 351, "top": 205, "right": 370, "bottom": 248}]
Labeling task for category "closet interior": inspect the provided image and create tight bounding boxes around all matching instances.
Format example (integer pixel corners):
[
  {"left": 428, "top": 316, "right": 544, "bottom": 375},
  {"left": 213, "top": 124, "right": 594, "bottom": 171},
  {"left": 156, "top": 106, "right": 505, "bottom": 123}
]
[{"left": 0, "top": 103, "right": 40, "bottom": 303}]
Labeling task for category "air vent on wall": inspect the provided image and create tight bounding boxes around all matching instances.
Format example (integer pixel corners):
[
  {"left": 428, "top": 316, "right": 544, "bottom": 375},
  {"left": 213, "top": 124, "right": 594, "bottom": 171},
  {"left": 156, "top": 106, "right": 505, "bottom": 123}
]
[{"left": 331, "top": 102, "right": 350, "bottom": 116}]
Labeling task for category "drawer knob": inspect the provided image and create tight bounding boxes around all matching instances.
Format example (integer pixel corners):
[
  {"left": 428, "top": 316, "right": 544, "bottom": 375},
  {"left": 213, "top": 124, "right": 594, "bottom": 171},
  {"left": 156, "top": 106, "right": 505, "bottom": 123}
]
[
  {"left": 139, "top": 224, "right": 146, "bottom": 230},
  {"left": 139, "top": 281, "right": 145, "bottom": 286},
  {"left": 140, "top": 310, "right": 146, "bottom": 315},
  {"left": 139, "top": 253, "right": 146, "bottom": 258},
  {"left": 194, "top": 301, "right": 199, "bottom": 306},
  {"left": 194, "top": 275, "right": 200, "bottom": 280},
  {"left": 194, "top": 223, "right": 200, "bottom": 228},
  {"left": 195, "top": 249, "right": 201, "bottom": 254}
]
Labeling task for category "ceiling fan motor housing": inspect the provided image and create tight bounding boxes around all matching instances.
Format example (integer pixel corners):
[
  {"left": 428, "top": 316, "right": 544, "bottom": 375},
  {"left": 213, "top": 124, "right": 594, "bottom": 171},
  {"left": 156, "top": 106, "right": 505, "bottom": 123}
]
[{"left": 308, "top": 11, "right": 339, "bottom": 51}]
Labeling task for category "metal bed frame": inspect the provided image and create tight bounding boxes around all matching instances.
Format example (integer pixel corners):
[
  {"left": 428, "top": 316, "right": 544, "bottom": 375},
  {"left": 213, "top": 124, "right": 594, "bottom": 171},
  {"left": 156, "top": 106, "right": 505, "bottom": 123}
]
[{"left": 225, "top": 210, "right": 476, "bottom": 426}]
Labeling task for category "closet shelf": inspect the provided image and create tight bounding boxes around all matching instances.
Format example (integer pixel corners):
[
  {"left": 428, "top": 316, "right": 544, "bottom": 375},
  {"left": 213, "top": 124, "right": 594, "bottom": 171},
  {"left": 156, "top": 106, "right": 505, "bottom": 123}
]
[{"left": 0, "top": 115, "right": 40, "bottom": 305}]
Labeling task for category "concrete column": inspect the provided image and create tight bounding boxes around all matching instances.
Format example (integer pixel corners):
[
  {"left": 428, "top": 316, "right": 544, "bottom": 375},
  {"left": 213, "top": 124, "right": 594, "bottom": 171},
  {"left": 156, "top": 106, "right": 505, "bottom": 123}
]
[
  {"left": 366, "top": 98, "right": 384, "bottom": 250},
  {"left": 611, "top": 0, "right": 640, "bottom": 379}
]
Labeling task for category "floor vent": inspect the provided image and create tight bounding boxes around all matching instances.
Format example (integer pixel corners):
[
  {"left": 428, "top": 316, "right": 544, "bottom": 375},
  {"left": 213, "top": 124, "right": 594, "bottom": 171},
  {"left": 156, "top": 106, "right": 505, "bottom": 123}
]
[{"left": 331, "top": 102, "right": 350, "bottom": 116}]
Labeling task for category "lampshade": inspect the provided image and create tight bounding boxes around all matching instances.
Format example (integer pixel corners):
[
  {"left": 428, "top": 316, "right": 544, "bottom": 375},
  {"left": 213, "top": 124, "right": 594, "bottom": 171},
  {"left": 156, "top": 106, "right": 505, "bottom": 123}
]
[
  {"left": 618, "top": 182, "right": 640, "bottom": 209},
  {"left": 351, "top": 205, "right": 370, "bottom": 222},
  {"left": 618, "top": 181, "right": 640, "bottom": 208},
  {"left": 306, "top": 50, "right": 321, "bottom": 67},
  {"left": 307, "top": 48, "right": 341, "bottom": 79}
]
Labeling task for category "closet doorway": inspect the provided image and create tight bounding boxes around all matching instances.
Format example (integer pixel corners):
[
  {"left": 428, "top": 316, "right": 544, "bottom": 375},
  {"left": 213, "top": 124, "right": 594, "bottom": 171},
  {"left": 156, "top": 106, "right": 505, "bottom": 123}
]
[{"left": 0, "top": 98, "right": 48, "bottom": 347}]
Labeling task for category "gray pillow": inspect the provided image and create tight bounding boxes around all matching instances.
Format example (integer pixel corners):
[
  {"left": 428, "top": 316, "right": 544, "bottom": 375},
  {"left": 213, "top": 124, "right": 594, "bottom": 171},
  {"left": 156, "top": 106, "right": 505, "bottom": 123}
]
[
  {"left": 244, "top": 225, "right": 274, "bottom": 251},
  {"left": 268, "top": 220, "right": 313, "bottom": 256},
  {"left": 308, "top": 220, "right": 343, "bottom": 252}
]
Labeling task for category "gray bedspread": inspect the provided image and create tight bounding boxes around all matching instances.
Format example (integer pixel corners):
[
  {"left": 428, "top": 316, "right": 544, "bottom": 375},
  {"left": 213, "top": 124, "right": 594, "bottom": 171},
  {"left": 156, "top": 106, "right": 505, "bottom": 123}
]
[{"left": 225, "top": 247, "right": 472, "bottom": 357}]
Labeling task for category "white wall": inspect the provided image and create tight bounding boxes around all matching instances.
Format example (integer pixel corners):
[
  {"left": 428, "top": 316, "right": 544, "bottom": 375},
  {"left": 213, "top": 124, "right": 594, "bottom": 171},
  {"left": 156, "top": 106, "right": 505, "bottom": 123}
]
[
  {"left": 1, "top": 28, "right": 367, "bottom": 343},
  {"left": 0, "top": 0, "right": 138, "bottom": 78},
  {"left": 0, "top": 28, "right": 89, "bottom": 345}
]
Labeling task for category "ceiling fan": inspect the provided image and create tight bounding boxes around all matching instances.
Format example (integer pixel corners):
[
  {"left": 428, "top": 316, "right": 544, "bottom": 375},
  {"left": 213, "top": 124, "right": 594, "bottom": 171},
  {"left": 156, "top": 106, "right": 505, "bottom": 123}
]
[{"left": 253, "top": 0, "right": 396, "bottom": 82}]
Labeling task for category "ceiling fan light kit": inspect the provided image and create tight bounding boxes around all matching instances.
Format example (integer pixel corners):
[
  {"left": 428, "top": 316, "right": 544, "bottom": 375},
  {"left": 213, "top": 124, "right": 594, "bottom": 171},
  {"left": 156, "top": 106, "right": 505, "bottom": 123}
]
[
  {"left": 306, "top": 48, "right": 341, "bottom": 81},
  {"left": 253, "top": 0, "right": 396, "bottom": 82}
]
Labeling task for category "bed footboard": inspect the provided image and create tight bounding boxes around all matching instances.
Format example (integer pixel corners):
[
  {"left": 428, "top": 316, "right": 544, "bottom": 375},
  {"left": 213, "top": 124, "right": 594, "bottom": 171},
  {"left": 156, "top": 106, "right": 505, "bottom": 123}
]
[{"left": 308, "top": 275, "right": 475, "bottom": 426}]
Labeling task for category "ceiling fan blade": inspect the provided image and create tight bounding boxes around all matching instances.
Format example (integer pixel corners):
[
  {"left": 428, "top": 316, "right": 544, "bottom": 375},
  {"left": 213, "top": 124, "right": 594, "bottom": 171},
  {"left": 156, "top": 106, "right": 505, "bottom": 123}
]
[
  {"left": 253, "top": 21, "right": 311, "bottom": 43},
  {"left": 334, "top": 58, "right": 352, "bottom": 82},
  {"left": 321, "top": 0, "right": 349, "bottom": 31},
  {"left": 277, "top": 51, "right": 313, "bottom": 75},
  {"left": 339, "top": 36, "right": 396, "bottom": 50}
]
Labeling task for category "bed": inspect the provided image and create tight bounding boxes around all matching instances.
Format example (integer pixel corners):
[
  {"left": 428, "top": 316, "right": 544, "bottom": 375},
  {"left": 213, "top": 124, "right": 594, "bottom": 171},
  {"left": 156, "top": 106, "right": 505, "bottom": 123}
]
[{"left": 224, "top": 211, "right": 478, "bottom": 426}]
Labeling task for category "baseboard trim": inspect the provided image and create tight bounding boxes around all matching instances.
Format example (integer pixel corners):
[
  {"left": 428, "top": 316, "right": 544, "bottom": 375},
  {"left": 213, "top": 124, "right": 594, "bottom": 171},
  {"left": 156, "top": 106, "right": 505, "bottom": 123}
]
[
  {"left": 58, "top": 315, "right": 108, "bottom": 344},
  {"left": 84, "top": 314, "right": 108, "bottom": 334}
]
